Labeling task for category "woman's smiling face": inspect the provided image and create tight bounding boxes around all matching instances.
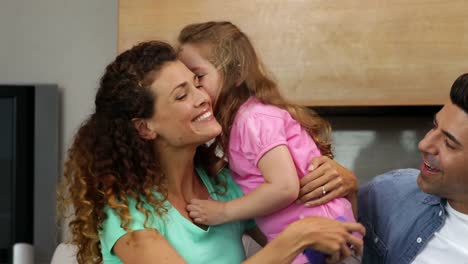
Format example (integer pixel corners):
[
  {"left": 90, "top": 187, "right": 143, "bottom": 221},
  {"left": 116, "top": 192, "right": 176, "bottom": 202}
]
[{"left": 146, "top": 60, "right": 222, "bottom": 147}]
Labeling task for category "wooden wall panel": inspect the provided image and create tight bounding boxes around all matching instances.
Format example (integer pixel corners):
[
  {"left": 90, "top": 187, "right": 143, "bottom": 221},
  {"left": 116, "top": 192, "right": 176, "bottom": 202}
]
[{"left": 119, "top": 0, "right": 468, "bottom": 106}]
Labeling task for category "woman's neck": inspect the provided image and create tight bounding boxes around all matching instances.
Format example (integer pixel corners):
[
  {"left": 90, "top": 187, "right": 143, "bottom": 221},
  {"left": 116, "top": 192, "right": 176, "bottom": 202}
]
[
  {"left": 155, "top": 142, "right": 209, "bottom": 226},
  {"left": 155, "top": 143, "right": 200, "bottom": 199}
]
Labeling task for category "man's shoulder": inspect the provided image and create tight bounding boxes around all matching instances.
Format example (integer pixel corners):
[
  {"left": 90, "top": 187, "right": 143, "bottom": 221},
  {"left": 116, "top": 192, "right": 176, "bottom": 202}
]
[
  {"left": 372, "top": 168, "right": 420, "bottom": 184},
  {"left": 362, "top": 168, "right": 420, "bottom": 195},
  {"left": 359, "top": 169, "right": 443, "bottom": 264},
  {"left": 358, "top": 169, "right": 424, "bottom": 214}
]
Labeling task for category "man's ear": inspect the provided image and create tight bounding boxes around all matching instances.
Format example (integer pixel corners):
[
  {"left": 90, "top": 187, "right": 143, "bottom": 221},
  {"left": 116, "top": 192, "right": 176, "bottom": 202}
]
[{"left": 132, "top": 118, "right": 157, "bottom": 140}]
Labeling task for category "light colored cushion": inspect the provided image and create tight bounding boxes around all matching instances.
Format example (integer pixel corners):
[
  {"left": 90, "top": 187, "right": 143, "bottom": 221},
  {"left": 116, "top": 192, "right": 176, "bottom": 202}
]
[
  {"left": 50, "top": 243, "right": 77, "bottom": 264},
  {"left": 242, "top": 235, "right": 262, "bottom": 258}
]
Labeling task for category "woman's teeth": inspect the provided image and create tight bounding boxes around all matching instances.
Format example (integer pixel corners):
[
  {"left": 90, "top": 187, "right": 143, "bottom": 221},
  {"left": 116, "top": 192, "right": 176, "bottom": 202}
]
[{"left": 195, "top": 112, "right": 212, "bottom": 122}]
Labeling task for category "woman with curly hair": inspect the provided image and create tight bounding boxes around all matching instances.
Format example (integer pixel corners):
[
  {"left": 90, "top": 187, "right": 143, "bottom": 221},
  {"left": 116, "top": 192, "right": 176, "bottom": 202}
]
[{"left": 59, "top": 40, "right": 364, "bottom": 264}]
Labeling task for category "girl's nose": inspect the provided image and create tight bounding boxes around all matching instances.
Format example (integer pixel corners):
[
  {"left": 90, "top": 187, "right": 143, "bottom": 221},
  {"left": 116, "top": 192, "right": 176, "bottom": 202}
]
[{"left": 194, "top": 86, "right": 210, "bottom": 107}]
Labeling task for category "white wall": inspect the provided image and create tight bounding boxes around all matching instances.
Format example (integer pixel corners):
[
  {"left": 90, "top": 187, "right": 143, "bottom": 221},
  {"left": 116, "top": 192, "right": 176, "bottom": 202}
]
[
  {"left": 0, "top": 0, "right": 118, "bottom": 159},
  {"left": 0, "top": 0, "right": 117, "bottom": 260}
]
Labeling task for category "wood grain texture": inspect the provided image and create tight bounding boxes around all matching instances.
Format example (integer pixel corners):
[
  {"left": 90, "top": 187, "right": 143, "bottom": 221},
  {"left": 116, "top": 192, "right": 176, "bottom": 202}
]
[{"left": 119, "top": 0, "right": 468, "bottom": 106}]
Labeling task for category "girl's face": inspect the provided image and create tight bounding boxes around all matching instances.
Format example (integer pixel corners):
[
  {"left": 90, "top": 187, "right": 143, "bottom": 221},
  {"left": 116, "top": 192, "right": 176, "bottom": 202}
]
[
  {"left": 146, "top": 60, "right": 221, "bottom": 147},
  {"left": 178, "top": 44, "right": 223, "bottom": 105}
]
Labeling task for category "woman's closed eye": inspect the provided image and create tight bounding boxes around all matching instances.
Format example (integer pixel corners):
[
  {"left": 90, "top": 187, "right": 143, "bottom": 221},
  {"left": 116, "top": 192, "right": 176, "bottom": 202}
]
[{"left": 175, "top": 93, "right": 187, "bottom": 100}]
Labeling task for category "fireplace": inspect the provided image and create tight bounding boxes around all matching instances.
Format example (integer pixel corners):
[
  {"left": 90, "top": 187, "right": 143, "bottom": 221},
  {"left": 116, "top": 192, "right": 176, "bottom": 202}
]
[{"left": 0, "top": 85, "right": 59, "bottom": 264}]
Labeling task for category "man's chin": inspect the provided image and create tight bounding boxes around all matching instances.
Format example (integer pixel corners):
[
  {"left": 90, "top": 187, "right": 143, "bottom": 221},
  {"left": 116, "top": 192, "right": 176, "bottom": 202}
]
[{"left": 417, "top": 173, "right": 438, "bottom": 195}]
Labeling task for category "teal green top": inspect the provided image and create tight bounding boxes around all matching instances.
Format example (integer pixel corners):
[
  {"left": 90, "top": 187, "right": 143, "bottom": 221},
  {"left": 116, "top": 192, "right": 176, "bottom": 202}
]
[{"left": 100, "top": 167, "right": 255, "bottom": 264}]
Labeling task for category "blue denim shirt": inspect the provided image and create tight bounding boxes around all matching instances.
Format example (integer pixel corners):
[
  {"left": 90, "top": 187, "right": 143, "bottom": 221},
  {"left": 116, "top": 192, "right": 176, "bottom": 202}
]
[{"left": 358, "top": 169, "right": 447, "bottom": 264}]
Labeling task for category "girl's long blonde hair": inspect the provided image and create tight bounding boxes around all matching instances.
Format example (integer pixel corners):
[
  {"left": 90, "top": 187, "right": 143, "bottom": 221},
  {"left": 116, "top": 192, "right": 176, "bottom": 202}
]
[{"left": 178, "top": 21, "right": 333, "bottom": 159}]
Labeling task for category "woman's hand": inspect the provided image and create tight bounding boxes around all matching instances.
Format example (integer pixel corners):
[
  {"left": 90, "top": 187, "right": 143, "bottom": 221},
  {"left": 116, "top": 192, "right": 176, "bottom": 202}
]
[
  {"left": 290, "top": 217, "right": 365, "bottom": 262},
  {"left": 298, "top": 156, "right": 358, "bottom": 207},
  {"left": 243, "top": 216, "right": 365, "bottom": 264}
]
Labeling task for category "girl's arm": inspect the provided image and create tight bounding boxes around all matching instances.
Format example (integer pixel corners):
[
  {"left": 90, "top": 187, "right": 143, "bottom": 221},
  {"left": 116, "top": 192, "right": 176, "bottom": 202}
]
[
  {"left": 187, "top": 145, "right": 299, "bottom": 225},
  {"left": 114, "top": 229, "right": 186, "bottom": 264}
]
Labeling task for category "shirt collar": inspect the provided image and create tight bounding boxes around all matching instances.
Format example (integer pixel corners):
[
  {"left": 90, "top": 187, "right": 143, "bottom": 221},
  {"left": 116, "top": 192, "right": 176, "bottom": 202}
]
[{"left": 421, "top": 194, "right": 444, "bottom": 205}]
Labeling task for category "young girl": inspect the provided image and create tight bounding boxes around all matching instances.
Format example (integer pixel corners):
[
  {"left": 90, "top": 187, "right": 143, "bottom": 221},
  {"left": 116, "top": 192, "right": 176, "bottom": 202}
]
[{"left": 178, "top": 22, "right": 359, "bottom": 264}]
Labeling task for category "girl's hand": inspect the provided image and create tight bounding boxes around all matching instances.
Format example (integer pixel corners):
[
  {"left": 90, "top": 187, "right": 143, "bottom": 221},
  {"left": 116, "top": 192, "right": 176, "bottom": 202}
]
[
  {"left": 298, "top": 156, "right": 358, "bottom": 207},
  {"left": 186, "top": 199, "right": 228, "bottom": 225}
]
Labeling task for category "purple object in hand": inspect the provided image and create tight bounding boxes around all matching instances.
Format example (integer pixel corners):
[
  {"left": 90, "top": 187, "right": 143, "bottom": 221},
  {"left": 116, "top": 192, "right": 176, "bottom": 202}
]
[{"left": 303, "top": 216, "right": 347, "bottom": 264}]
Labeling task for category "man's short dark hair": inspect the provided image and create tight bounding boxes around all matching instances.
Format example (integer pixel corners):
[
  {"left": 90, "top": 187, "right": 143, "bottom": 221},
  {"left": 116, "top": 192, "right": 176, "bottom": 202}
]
[{"left": 450, "top": 73, "right": 468, "bottom": 114}]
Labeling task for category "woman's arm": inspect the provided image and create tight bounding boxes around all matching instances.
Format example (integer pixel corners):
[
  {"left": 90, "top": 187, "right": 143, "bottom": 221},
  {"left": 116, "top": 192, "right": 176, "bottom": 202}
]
[
  {"left": 298, "top": 156, "right": 358, "bottom": 217},
  {"left": 114, "top": 229, "right": 186, "bottom": 264},
  {"left": 243, "top": 217, "right": 365, "bottom": 264},
  {"left": 188, "top": 145, "right": 300, "bottom": 225}
]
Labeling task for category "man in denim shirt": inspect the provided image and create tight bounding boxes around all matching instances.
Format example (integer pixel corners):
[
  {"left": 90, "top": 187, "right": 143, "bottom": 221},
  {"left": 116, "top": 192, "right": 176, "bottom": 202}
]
[{"left": 358, "top": 73, "right": 468, "bottom": 264}]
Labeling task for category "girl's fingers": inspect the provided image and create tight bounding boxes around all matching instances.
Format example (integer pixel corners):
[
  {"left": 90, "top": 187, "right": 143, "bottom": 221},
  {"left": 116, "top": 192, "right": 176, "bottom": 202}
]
[
  {"left": 189, "top": 198, "right": 202, "bottom": 205},
  {"left": 186, "top": 204, "right": 204, "bottom": 215},
  {"left": 188, "top": 210, "right": 200, "bottom": 218}
]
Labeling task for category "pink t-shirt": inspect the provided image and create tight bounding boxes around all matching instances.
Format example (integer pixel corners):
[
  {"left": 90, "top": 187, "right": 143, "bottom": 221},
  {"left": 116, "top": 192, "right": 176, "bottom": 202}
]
[{"left": 229, "top": 98, "right": 356, "bottom": 264}]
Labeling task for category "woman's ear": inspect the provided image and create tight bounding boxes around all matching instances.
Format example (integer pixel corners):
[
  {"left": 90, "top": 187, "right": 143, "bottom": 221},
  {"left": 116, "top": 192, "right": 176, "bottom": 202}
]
[{"left": 132, "top": 118, "right": 157, "bottom": 140}]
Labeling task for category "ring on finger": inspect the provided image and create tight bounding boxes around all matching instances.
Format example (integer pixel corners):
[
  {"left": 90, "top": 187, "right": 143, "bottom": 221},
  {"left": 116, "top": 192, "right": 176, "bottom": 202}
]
[{"left": 321, "top": 185, "right": 327, "bottom": 195}]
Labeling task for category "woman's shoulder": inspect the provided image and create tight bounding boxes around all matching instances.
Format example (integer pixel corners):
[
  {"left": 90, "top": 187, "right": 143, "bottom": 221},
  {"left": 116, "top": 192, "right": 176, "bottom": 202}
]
[
  {"left": 101, "top": 193, "right": 168, "bottom": 233},
  {"left": 196, "top": 166, "right": 246, "bottom": 201}
]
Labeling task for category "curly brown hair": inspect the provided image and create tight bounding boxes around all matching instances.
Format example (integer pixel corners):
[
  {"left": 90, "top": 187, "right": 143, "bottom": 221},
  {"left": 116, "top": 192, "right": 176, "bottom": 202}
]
[
  {"left": 178, "top": 21, "right": 333, "bottom": 159},
  {"left": 58, "top": 41, "right": 178, "bottom": 264}
]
